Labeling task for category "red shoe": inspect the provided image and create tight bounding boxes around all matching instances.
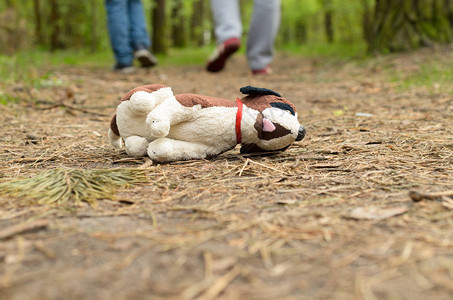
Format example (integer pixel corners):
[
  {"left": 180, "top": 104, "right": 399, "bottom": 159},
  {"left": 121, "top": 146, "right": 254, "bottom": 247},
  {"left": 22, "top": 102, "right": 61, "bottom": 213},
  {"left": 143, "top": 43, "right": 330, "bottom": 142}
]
[
  {"left": 206, "top": 37, "right": 241, "bottom": 72},
  {"left": 252, "top": 66, "right": 272, "bottom": 75}
]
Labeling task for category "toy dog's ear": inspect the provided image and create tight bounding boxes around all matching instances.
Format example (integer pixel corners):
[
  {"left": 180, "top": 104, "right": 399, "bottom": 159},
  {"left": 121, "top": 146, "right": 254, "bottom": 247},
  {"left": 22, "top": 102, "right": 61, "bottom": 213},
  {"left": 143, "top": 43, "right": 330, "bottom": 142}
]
[{"left": 240, "top": 86, "right": 282, "bottom": 97}]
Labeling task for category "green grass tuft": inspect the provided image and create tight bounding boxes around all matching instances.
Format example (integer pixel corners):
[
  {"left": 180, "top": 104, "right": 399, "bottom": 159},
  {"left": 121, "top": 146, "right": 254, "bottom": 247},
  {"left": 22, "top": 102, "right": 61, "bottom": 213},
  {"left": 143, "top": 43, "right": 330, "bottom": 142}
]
[
  {"left": 278, "top": 41, "right": 368, "bottom": 60},
  {"left": 0, "top": 90, "right": 18, "bottom": 105},
  {"left": 156, "top": 46, "right": 214, "bottom": 66},
  {"left": 390, "top": 62, "right": 453, "bottom": 95}
]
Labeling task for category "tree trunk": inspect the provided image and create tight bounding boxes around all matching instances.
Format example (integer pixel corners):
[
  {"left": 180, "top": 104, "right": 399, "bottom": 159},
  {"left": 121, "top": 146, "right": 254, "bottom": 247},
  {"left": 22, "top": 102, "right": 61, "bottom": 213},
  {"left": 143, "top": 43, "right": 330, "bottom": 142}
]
[
  {"left": 191, "top": 0, "right": 204, "bottom": 46},
  {"left": 365, "top": 0, "right": 453, "bottom": 54},
  {"left": 171, "top": 0, "right": 186, "bottom": 47},
  {"left": 295, "top": 20, "right": 307, "bottom": 44},
  {"left": 90, "top": 0, "right": 97, "bottom": 52},
  {"left": 152, "top": 0, "right": 168, "bottom": 54},
  {"left": 49, "top": 0, "right": 62, "bottom": 51},
  {"left": 362, "top": 0, "right": 373, "bottom": 47},
  {"left": 323, "top": 0, "right": 334, "bottom": 43},
  {"left": 33, "top": 0, "right": 44, "bottom": 46}
]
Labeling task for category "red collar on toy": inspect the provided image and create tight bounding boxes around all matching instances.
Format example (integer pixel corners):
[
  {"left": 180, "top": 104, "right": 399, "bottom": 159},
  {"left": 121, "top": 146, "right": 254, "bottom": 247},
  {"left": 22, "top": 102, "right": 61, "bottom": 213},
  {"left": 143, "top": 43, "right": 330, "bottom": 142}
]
[{"left": 236, "top": 98, "right": 243, "bottom": 144}]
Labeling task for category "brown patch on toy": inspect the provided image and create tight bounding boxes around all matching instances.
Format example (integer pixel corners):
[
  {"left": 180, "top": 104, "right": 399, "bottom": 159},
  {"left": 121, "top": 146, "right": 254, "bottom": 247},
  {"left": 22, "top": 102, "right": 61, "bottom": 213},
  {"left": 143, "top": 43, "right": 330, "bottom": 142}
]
[
  {"left": 176, "top": 94, "right": 238, "bottom": 109},
  {"left": 254, "top": 114, "right": 292, "bottom": 140},
  {"left": 239, "top": 143, "right": 290, "bottom": 155},
  {"left": 120, "top": 84, "right": 168, "bottom": 102},
  {"left": 110, "top": 114, "right": 119, "bottom": 136},
  {"left": 241, "top": 95, "right": 297, "bottom": 113},
  {"left": 240, "top": 143, "right": 266, "bottom": 154}
]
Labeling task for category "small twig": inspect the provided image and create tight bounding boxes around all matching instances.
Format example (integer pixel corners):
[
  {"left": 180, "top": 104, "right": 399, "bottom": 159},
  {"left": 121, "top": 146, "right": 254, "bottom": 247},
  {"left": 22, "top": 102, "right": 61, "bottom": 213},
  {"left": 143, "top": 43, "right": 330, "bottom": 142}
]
[
  {"left": 11, "top": 156, "right": 58, "bottom": 163},
  {"left": 409, "top": 190, "right": 453, "bottom": 202},
  {"left": 0, "top": 219, "right": 49, "bottom": 240},
  {"left": 139, "top": 158, "right": 153, "bottom": 169},
  {"left": 247, "top": 159, "right": 286, "bottom": 174},
  {"left": 34, "top": 99, "right": 109, "bottom": 117},
  {"left": 238, "top": 158, "right": 250, "bottom": 177},
  {"left": 60, "top": 101, "right": 110, "bottom": 116},
  {"left": 112, "top": 157, "right": 145, "bottom": 164},
  {"left": 198, "top": 266, "right": 241, "bottom": 300}
]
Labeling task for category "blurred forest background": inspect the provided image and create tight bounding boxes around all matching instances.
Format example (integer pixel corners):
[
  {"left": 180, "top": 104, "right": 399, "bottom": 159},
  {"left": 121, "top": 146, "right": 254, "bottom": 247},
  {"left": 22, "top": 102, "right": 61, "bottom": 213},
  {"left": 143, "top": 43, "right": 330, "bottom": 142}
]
[{"left": 1, "top": 0, "right": 453, "bottom": 57}]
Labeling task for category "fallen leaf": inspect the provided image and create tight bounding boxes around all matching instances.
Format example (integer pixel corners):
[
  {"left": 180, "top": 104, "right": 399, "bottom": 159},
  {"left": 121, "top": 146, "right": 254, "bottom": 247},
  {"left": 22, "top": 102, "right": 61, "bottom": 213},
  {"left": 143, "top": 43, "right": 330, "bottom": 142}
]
[
  {"left": 346, "top": 206, "right": 408, "bottom": 220},
  {"left": 334, "top": 110, "right": 344, "bottom": 116},
  {"left": 355, "top": 112, "right": 373, "bottom": 117}
]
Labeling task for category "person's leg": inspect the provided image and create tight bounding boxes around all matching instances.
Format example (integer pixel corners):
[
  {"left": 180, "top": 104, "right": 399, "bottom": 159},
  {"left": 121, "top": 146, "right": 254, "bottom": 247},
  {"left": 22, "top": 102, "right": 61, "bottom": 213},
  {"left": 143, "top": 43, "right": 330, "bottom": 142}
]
[
  {"left": 247, "top": 0, "right": 281, "bottom": 72},
  {"left": 105, "top": 0, "right": 134, "bottom": 68},
  {"left": 128, "top": 0, "right": 150, "bottom": 50},
  {"left": 206, "top": 0, "right": 242, "bottom": 72},
  {"left": 211, "top": 0, "right": 242, "bottom": 44},
  {"left": 128, "top": 0, "right": 157, "bottom": 67},
  {"left": 126, "top": 0, "right": 157, "bottom": 67}
]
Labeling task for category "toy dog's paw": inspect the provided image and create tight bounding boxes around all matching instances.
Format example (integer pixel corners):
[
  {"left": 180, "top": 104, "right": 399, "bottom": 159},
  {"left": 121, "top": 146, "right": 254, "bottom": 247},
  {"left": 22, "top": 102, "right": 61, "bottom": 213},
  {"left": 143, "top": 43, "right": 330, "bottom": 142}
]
[
  {"left": 147, "top": 119, "right": 170, "bottom": 138},
  {"left": 125, "top": 136, "right": 149, "bottom": 157},
  {"left": 148, "top": 138, "right": 173, "bottom": 162},
  {"left": 128, "top": 91, "right": 156, "bottom": 115}
]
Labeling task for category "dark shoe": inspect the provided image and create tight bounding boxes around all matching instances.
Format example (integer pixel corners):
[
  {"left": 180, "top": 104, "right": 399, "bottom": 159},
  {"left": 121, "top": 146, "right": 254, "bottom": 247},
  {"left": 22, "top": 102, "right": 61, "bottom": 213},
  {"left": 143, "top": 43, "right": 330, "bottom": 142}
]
[
  {"left": 134, "top": 48, "right": 158, "bottom": 68},
  {"left": 252, "top": 66, "right": 272, "bottom": 75},
  {"left": 206, "top": 37, "right": 241, "bottom": 73},
  {"left": 113, "top": 63, "right": 135, "bottom": 74}
]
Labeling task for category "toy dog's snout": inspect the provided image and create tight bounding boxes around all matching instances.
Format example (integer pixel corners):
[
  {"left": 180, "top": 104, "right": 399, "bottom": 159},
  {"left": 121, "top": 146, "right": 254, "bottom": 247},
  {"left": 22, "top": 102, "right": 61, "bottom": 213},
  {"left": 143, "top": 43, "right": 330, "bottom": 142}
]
[{"left": 296, "top": 126, "right": 305, "bottom": 141}]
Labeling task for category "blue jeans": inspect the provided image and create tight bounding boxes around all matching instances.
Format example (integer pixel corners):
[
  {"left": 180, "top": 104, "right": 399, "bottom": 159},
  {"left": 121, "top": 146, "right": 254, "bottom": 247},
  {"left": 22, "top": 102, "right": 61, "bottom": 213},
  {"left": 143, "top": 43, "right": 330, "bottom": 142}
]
[{"left": 105, "top": 0, "right": 151, "bottom": 66}]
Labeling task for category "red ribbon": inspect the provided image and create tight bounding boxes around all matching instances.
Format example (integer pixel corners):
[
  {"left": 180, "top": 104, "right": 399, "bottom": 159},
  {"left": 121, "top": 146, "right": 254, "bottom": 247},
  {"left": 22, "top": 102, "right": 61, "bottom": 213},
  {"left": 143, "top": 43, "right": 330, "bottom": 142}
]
[{"left": 235, "top": 98, "right": 243, "bottom": 144}]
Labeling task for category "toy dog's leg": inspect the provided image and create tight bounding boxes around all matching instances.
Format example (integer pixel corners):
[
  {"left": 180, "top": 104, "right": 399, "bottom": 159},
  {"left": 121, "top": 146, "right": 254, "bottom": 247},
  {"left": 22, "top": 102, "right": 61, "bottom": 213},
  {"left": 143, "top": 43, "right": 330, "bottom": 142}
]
[
  {"left": 127, "top": 91, "right": 159, "bottom": 115},
  {"left": 147, "top": 138, "right": 211, "bottom": 162},
  {"left": 146, "top": 99, "right": 196, "bottom": 137},
  {"left": 108, "top": 128, "right": 123, "bottom": 149},
  {"left": 124, "top": 136, "right": 149, "bottom": 157}
]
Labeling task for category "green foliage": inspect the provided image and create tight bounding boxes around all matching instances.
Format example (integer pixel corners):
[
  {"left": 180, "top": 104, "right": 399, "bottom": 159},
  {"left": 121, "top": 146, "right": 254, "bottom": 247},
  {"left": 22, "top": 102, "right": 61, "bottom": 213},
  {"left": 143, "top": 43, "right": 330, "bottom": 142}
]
[
  {"left": 331, "top": 0, "right": 370, "bottom": 42},
  {"left": 365, "top": 0, "right": 453, "bottom": 54},
  {"left": 2, "top": 0, "right": 451, "bottom": 65},
  {"left": 0, "top": 0, "right": 371, "bottom": 55},
  {"left": 0, "top": 0, "right": 109, "bottom": 52},
  {"left": 278, "top": 0, "right": 367, "bottom": 45}
]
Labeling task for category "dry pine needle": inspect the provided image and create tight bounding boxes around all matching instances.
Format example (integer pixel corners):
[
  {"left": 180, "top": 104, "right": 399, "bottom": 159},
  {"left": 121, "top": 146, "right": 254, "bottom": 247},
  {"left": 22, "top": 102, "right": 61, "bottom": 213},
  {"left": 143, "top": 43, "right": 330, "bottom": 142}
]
[{"left": 0, "top": 168, "right": 149, "bottom": 206}]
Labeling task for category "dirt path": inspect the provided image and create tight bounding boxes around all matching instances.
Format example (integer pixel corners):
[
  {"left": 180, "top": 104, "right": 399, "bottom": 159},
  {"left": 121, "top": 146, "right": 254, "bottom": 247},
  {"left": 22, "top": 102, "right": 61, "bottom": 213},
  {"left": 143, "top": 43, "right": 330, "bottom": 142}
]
[{"left": 1, "top": 50, "right": 452, "bottom": 299}]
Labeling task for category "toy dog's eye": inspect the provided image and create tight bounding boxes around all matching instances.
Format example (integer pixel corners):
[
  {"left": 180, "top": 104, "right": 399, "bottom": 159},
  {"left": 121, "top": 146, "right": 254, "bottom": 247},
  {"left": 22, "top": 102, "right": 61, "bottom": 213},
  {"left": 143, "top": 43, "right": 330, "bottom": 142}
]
[{"left": 270, "top": 102, "right": 295, "bottom": 116}]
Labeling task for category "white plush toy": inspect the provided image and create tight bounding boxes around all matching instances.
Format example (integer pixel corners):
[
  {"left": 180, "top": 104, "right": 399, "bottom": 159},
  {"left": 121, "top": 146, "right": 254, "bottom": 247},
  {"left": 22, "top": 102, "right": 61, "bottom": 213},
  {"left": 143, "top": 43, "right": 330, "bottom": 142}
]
[{"left": 108, "top": 84, "right": 305, "bottom": 162}]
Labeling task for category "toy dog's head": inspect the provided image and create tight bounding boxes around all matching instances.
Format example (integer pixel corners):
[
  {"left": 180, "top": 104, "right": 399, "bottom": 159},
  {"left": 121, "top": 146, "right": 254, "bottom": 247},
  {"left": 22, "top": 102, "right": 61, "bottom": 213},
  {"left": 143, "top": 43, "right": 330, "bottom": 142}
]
[{"left": 239, "top": 86, "right": 305, "bottom": 155}]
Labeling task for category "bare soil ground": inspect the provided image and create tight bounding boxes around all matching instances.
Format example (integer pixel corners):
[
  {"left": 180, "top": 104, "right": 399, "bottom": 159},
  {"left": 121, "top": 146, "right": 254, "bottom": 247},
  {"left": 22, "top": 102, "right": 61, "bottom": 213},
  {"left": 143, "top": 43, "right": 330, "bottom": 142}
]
[{"left": 0, "top": 47, "right": 452, "bottom": 300}]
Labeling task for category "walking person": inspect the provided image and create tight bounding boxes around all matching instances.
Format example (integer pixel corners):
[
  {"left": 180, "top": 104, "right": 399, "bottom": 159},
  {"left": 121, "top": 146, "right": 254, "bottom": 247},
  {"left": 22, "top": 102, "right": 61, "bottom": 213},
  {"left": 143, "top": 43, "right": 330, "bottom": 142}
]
[
  {"left": 206, "top": 0, "right": 281, "bottom": 75},
  {"left": 105, "top": 0, "right": 158, "bottom": 73}
]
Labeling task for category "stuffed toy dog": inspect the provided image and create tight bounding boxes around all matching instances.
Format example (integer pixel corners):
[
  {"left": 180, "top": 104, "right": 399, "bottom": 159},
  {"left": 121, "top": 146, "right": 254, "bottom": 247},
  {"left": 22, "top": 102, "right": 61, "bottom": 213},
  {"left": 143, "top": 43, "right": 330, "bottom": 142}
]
[{"left": 108, "top": 85, "right": 305, "bottom": 162}]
